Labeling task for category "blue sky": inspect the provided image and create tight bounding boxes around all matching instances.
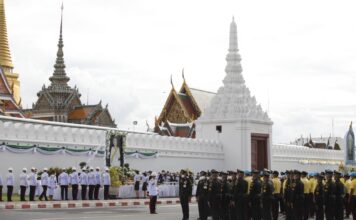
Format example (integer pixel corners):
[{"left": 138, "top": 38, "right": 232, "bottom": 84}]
[{"left": 5, "top": 0, "right": 356, "bottom": 143}]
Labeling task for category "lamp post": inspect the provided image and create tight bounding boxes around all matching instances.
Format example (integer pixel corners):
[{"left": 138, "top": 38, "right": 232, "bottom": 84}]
[{"left": 133, "top": 121, "right": 138, "bottom": 132}]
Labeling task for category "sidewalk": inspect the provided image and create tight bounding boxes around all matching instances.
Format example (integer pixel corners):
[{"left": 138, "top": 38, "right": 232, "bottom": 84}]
[{"left": 0, "top": 198, "right": 196, "bottom": 210}]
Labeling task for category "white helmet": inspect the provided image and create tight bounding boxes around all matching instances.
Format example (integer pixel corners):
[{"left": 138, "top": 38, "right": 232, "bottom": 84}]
[
  {"left": 43, "top": 168, "right": 48, "bottom": 171},
  {"left": 96, "top": 167, "right": 100, "bottom": 171},
  {"left": 151, "top": 172, "right": 157, "bottom": 176},
  {"left": 72, "top": 167, "right": 77, "bottom": 171},
  {"left": 8, "top": 167, "right": 13, "bottom": 171},
  {"left": 22, "top": 168, "right": 27, "bottom": 172}
]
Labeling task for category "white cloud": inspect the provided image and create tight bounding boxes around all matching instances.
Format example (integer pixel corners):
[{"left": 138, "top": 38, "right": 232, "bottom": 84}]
[{"left": 4, "top": 0, "right": 356, "bottom": 143}]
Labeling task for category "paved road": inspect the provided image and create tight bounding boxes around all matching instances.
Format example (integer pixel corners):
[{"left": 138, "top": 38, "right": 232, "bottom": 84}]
[{"left": 0, "top": 204, "right": 198, "bottom": 220}]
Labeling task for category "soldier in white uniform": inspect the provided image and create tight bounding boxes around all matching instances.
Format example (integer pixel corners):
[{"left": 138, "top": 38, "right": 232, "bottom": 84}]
[
  {"left": 48, "top": 173, "right": 57, "bottom": 201},
  {"left": 6, "top": 167, "right": 14, "bottom": 202},
  {"left": 58, "top": 168, "right": 69, "bottom": 200},
  {"left": 94, "top": 167, "right": 101, "bottom": 200},
  {"left": 19, "top": 168, "right": 28, "bottom": 201},
  {"left": 39, "top": 168, "right": 49, "bottom": 201},
  {"left": 88, "top": 167, "right": 95, "bottom": 200},
  {"left": 70, "top": 167, "right": 79, "bottom": 200},
  {"left": 80, "top": 168, "right": 88, "bottom": 200},
  {"left": 28, "top": 167, "right": 37, "bottom": 201},
  {"left": 148, "top": 172, "right": 158, "bottom": 214},
  {"left": 102, "top": 167, "right": 111, "bottom": 200}
]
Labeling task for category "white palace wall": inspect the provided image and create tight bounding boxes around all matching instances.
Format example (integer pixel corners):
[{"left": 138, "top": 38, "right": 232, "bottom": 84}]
[{"left": 0, "top": 116, "right": 345, "bottom": 182}]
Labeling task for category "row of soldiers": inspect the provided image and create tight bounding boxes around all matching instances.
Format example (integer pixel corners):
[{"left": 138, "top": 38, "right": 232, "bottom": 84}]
[
  {"left": 0, "top": 166, "right": 111, "bottom": 202},
  {"left": 195, "top": 169, "right": 356, "bottom": 220}
]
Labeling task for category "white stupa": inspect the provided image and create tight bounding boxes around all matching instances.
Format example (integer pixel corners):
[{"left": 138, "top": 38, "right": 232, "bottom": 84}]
[{"left": 196, "top": 17, "right": 273, "bottom": 170}]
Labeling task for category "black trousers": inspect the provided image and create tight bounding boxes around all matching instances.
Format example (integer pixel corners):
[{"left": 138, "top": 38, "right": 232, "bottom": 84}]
[
  {"left": 88, "top": 185, "right": 95, "bottom": 200},
  {"left": 334, "top": 198, "right": 344, "bottom": 220},
  {"left": 262, "top": 196, "right": 273, "bottom": 220},
  {"left": 72, "top": 184, "right": 78, "bottom": 200},
  {"left": 20, "top": 186, "right": 26, "bottom": 201},
  {"left": 104, "top": 185, "right": 109, "bottom": 200},
  {"left": 60, "top": 185, "right": 68, "bottom": 200},
  {"left": 94, "top": 184, "right": 100, "bottom": 200},
  {"left": 180, "top": 196, "right": 189, "bottom": 220},
  {"left": 149, "top": 195, "right": 157, "bottom": 213},
  {"left": 29, "top": 185, "right": 36, "bottom": 201},
  {"left": 303, "top": 194, "right": 309, "bottom": 220},
  {"left": 315, "top": 201, "right": 324, "bottom": 220},
  {"left": 293, "top": 201, "right": 304, "bottom": 220},
  {"left": 7, "top": 185, "right": 13, "bottom": 201},
  {"left": 345, "top": 194, "right": 351, "bottom": 217},
  {"left": 197, "top": 197, "right": 209, "bottom": 220},
  {"left": 272, "top": 194, "right": 280, "bottom": 220},
  {"left": 251, "top": 198, "right": 262, "bottom": 220},
  {"left": 351, "top": 196, "right": 356, "bottom": 220},
  {"left": 210, "top": 198, "right": 221, "bottom": 220},
  {"left": 0, "top": 185, "right": 2, "bottom": 201},
  {"left": 39, "top": 185, "right": 48, "bottom": 201},
  {"left": 236, "top": 198, "right": 247, "bottom": 220},
  {"left": 81, "top": 185, "right": 87, "bottom": 200},
  {"left": 325, "top": 201, "right": 335, "bottom": 220}
]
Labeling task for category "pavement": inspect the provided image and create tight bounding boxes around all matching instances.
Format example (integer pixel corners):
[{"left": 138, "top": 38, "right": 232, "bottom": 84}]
[
  {"left": 0, "top": 198, "right": 196, "bottom": 210},
  {"left": 0, "top": 204, "right": 199, "bottom": 220}
]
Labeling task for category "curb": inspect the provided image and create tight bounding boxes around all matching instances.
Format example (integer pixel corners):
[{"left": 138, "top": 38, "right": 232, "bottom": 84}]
[{"left": 0, "top": 198, "right": 197, "bottom": 210}]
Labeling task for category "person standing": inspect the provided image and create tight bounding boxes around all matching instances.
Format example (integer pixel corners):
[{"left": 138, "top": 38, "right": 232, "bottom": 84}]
[
  {"left": 70, "top": 167, "right": 79, "bottom": 200},
  {"left": 134, "top": 171, "right": 141, "bottom": 199},
  {"left": 301, "top": 171, "right": 311, "bottom": 220},
  {"left": 20, "top": 168, "right": 28, "bottom": 201},
  {"left": 88, "top": 167, "right": 95, "bottom": 200},
  {"left": 80, "top": 168, "right": 88, "bottom": 200},
  {"left": 48, "top": 173, "right": 57, "bottom": 201},
  {"left": 334, "top": 171, "right": 345, "bottom": 220},
  {"left": 324, "top": 170, "right": 336, "bottom": 220},
  {"left": 229, "top": 171, "right": 238, "bottom": 220},
  {"left": 314, "top": 173, "right": 325, "bottom": 220},
  {"left": 28, "top": 167, "right": 37, "bottom": 201},
  {"left": 94, "top": 167, "right": 101, "bottom": 200},
  {"left": 234, "top": 169, "right": 248, "bottom": 220},
  {"left": 58, "top": 168, "right": 69, "bottom": 200},
  {"left": 220, "top": 172, "right": 231, "bottom": 220},
  {"left": 142, "top": 172, "right": 148, "bottom": 198},
  {"left": 271, "top": 171, "right": 281, "bottom": 220},
  {"left": 262, "top": 171, "right": 274, "bottom": 220},
  {"left": 208, "top": 169, "right": 222, "bottom": 220},
  {"left": 102, "top": 167, "right": 111, "bottom": 200},
  {"left": 39, "top": 168, "right": 49, "bottom": 201},
  {"left": 6, "top": 167, "right": 14, "bottom": 202},
  {"left": 344, "top": 173, "right": 352, "bottom": 219},
  {"left": 147, "top": 172, "right": 158, "bottom": 214},
  {"left": 283, "top": 170, "right": 294, "bottom": 220},
  {"left": 179, "top": 170, "right": 193, "bottom": 220},
  {"left": 250, "top": 170, "right": 262, "bottom": 220},
  {"left": 292, "top": 170, "right": 304, "bottom": 220},
  {"left": 196, "top": 171, "right": 209, "bottom": 220}
]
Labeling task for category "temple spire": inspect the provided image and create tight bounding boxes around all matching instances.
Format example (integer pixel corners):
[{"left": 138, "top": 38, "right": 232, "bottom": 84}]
[
  {"left": 0, "top": 0, "right": 13, "bottom": 68},
  {"left": 49, "top": 3, "right": 70, "bottom": 86},
  {"left": 229, "top": 17, "right": 238, "bottom": 52}
]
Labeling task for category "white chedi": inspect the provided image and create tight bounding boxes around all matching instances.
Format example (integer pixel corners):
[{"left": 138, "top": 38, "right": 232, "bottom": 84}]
[{"left": 201, "top": 18, "right": 270, "bottom": 122}]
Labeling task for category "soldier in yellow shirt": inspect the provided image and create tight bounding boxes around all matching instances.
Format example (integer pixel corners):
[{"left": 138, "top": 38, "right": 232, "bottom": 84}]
[
  {"left": 301, "top": 171, "right": 311, "bottom": 220},
  {"left": 271, "top": 171, "right": 281, "bottom": 220},
  {"left": 349, "top": 172, "right": 356, "bottom": 219}
]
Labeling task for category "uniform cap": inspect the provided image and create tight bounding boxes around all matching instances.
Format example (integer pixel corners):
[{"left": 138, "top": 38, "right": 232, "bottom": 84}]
[
  {"left": 96, "top": 167, "right": 100, "bottom": 170},
  {"left": 8, "top": 167, "right": 13, "bottom": 171},
  {"left": 43, "top": 168, "right": 48, "bottom": 171},
  {"left": 294, "top": 170, "right": 301, "bottom": 175},
  {"left": 210, "top": 169, "right": 219, "bottom": 174},
  {"left": 272, "top": 171, "right": 279, "bottom": 175},
  {"left": 334, "top": 170, "right": 341, "bottom": 175},
  {"left": 200, "top": 171, "right": 207, "bottom": 175},
  {"left": 325, "top": 169, "right": 333, "bottom": 174},
  {"left": 105, "top": 167, "right": 109, "bottom": 171},
  {"left": 263, "top": 171, "right": 270, "bottom": 177},
  {"left": 252, "top": 169, "right": 260, "bottom": 174},
  {"left": 72, "top": 167, "right": 77, "bottom": 171},
  {"left": 350, "top": 172, "right": 356, "bottom": 177},
  {"left": 301, "top": 171, "right": 308, "bottom": 176},
  {"left": 90, "top": 167, "right": 94, "bottom": 170},
  {"left": 151, "top": 172, "right": 157, "bottom": 176},
  {"left": 31, "top": 167, "right": 36, "bottom": 170},
  {"left": 22, "top": 168, "right": 27, "bottom": 172}
]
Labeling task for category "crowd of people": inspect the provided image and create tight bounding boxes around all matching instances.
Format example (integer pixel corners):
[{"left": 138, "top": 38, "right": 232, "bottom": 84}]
[
  {"left": 0, "top": 166, "right": 111, "bottom": 202},
  {"left": 192, "top": 169, "right": 356, "bottom": 220}
]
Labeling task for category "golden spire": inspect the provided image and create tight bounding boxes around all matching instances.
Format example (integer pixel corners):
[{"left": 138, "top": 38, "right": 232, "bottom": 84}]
[{"left": 0, "top": 0, "right": 13, "bottom": 68}]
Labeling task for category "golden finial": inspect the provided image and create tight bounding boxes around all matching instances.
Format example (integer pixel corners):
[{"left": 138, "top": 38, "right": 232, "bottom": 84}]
[{"left": 0, "top": 0, "right": 14, "bottom": 68}]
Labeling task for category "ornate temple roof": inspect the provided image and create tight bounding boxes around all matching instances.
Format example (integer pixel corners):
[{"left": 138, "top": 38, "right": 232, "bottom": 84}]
[
  {"left": 0, "top": 67, "right": 23, "bottom": 117},
  {"left": 199, "top": 18, "right": 272, "bottom": 123}
]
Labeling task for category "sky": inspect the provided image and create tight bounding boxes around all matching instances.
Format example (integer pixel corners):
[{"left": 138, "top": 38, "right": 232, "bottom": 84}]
[{"left": 4, "top": 0, "right": 356, "bottom": 143}]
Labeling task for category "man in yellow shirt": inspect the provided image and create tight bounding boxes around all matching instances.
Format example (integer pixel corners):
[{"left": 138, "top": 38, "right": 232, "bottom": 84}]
[
  {"left": 301, "top": 171, "right": 311, "bottom": 220},
  {"left": 308, "top": 172, "right": 317, "bottom": 218},
  {"left": 349, "top": 172, "right": 356, "bottom": 219},
  {"left": 271, "top": 171, "right": 281, "bottom": 220}
]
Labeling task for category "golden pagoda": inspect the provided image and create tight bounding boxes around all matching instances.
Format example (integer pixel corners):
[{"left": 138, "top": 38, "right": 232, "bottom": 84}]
[{"left": 0, "top": 0, "right": 21, "bottom": 105}]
